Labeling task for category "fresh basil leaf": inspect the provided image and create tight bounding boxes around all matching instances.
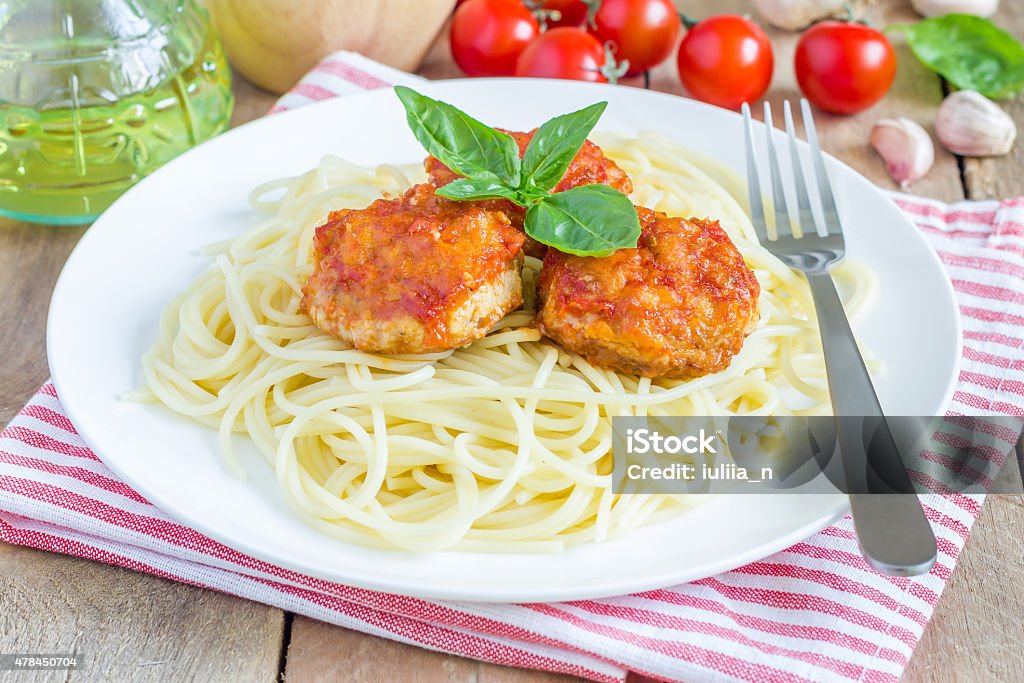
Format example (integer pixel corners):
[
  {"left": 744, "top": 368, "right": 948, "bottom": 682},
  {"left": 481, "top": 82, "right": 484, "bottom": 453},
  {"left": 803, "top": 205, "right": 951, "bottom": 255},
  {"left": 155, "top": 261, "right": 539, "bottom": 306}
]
[
  {"left": 525, "top": 185, "right": 641, "bottom": 257},
  {"left": 521, "top": 102, "right": 608, "bottom": 191},
  {"left": 394, "top": 86, "right": 521, "bottom": 184},
  {"left": 517, "top": 186, "right": 550, "bottom": 205},
  {"left": 435, "top": 178, "right": 521, "bottom": 202},
  {"left": 890, "top": 15, "right": 1024, "bottom": 100}
]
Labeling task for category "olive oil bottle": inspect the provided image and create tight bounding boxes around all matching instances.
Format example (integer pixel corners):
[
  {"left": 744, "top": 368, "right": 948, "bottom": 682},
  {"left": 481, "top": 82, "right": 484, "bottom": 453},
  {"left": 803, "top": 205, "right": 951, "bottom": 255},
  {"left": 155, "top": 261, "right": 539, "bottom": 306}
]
[{"left": 0, "top": 0, "right": 233, "bottom": 224}]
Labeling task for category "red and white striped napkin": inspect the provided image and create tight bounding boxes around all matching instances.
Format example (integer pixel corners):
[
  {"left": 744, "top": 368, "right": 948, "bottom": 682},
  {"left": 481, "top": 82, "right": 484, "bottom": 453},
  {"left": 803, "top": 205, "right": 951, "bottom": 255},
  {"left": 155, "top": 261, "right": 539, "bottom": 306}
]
[{"left": 3, "top": 52, "right": 1023, "bottom": 682}]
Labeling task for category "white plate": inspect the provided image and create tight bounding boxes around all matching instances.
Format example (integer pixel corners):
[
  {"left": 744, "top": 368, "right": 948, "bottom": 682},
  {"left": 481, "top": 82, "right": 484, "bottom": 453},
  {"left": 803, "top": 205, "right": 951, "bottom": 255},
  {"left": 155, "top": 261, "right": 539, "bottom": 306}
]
[{"left": 47, "top": 80, "right": 961, "bottom": 602}]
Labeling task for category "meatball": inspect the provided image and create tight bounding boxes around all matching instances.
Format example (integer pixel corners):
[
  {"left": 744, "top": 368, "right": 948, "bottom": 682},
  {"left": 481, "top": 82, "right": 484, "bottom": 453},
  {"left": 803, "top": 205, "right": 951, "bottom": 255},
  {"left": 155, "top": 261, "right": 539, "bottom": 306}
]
[
  {"left": 301, "top": 183, "right": 525, "bottom": 354},
  {"left": 425, "top": 130, "right": 633, "bottom": 258},
  {"left": 537, "top": 207, "right": 760, "bottom": 379}
]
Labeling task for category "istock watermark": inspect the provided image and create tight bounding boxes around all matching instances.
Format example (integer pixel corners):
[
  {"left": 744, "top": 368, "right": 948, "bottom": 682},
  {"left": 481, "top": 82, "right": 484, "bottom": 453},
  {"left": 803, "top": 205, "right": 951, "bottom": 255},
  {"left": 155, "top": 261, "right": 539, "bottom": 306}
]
[
  {"left": 0, "top": 654, "right": 83, "bottom": 671},
  {"left": 624, "top": 427, "right": 719, "bottom": 455},
  {"left": 611, "top": 415, "right": 1024, "bottom": 496}
]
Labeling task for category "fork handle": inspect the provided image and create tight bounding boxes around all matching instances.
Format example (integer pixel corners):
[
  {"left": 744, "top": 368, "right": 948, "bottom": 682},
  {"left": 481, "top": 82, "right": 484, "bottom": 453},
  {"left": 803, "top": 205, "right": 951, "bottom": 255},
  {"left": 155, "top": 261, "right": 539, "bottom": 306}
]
[{"left": 806, "top": 271, "right": 937, "bottom": 576}]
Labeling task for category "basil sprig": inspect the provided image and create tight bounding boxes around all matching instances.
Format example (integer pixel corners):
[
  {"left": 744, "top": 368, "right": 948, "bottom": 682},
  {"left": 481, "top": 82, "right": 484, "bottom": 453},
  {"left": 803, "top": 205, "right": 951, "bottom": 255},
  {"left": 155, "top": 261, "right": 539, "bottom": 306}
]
[
  {"left": 889, "top": 14, "right": 1024, "bottom": 100},
  {"left": 395, "top": 86, "right": 641, "bottom": 257}
]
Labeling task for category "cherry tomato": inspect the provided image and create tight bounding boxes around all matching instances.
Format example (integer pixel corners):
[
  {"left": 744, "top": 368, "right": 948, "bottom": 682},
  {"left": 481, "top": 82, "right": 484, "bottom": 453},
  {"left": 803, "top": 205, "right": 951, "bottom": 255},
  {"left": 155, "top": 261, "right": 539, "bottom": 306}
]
[
  {"left": 515, "top": 27, "right": 610, "bottom": 82},
  {"left": 538, "top": 0, "right": 591, "bottom": 28},
  {"left": 676, "top": 15, "right": 773, "bottom": 111},
  {"left": 589, "top": 0, "right": 681, "bottom": 76},
  {"left": 794, "top": 22, "right": 896, "bottom": 115},
  {"left": 450, "top": 0, "right": 539, "bottom": 77}
]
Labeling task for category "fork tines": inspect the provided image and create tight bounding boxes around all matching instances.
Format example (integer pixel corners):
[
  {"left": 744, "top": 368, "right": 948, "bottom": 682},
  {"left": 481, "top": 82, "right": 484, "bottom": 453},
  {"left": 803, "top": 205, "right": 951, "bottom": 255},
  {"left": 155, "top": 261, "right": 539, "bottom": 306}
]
[{"left": 742, "top": 100, "right": 844, "bottom": 250}]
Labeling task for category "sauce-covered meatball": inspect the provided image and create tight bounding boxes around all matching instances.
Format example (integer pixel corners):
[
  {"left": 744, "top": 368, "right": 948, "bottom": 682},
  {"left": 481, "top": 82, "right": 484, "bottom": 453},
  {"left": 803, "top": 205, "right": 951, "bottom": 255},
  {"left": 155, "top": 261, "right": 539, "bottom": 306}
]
[
  {"left": 302, "top": 183, "right": 525, "bottom": 354},
  {"left": 537, "top": 207, "right": 760, "bottom": 379},
  {"left": 425, "top": 130, "right": 633, "bottom": 258}
]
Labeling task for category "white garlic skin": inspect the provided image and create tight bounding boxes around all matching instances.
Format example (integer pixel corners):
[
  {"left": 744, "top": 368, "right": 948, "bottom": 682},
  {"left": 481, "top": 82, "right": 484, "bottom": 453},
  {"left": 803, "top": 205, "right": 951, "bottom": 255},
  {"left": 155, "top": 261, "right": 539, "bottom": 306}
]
[
  {"left": 753, "top": 0, "right": 847, "bottom": 30},
  {"left": 870, "top": 118, "right": 935, "bottom": 189},
  {"left": 910, "top": 0, "right": 999, "bottom": 17},
  {"left": 936, "top": 90, "right": 1017, "bottom": 157}
]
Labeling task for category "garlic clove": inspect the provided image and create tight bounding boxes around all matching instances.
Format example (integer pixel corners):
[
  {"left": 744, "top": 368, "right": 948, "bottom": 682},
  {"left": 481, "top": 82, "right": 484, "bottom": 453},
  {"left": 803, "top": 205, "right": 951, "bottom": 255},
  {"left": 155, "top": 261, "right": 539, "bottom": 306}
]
[
  {"left": 870, "top": 117, "right": 935, "bottom": 190},
  {"left": 910, "top": 0, "right": 999, "bottom": 17},
  {"left": 753, "top": 0, "right": 848, "bottom": 31},
  {"left": 936, "top": 90, "right": 1017, "bottom": 157}
]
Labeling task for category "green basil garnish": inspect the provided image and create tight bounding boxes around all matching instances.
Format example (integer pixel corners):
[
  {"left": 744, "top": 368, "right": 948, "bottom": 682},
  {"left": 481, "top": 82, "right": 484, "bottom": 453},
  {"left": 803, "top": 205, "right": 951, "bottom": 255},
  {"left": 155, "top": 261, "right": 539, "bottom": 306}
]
[
  {"left": 395, "top": 88, "right": 640, "bottom": 257},
  {"left": 394, "top": 86, "right": 521, "bottom": 185},
  {"left": 526, "top": 185, "right": 641, "bottom": 258},
  {"left": 521, "top": 102, "right": 608, "bottom": 192},
  {"left": 889, "top": 14, "right": 1024, "bottom": 100},
  {"left": 434, "top": 177, "right": 520, "bottom": 202}
]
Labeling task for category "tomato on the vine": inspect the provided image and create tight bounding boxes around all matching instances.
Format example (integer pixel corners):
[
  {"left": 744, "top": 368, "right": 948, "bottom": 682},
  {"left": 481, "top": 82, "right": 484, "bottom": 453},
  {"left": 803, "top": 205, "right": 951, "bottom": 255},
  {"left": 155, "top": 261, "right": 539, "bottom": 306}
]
[
  {"left": 794, "top": 21, "right": 896, "bottom": 114},
  {"left": 676, "top": 15, "right": 774, "bottom": 111},
  {"left": 537, "top": 0, "right": 595, "bottom": 28},
  {"left": 450, "top": 0, "right": 539, "bottom": 77},
  {"left": 516, "top": 27, "right": 622, "bottom": 82},
  {"left": 588, "top": 0, "right": 681, "bottom": 76}
]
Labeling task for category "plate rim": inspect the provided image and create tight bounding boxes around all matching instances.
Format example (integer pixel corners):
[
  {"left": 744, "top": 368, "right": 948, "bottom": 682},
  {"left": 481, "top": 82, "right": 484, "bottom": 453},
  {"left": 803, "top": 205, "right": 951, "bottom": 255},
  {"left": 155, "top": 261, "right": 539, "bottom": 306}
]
[{"left": 46, "top": 79, "right": 961, "bottom": 602}]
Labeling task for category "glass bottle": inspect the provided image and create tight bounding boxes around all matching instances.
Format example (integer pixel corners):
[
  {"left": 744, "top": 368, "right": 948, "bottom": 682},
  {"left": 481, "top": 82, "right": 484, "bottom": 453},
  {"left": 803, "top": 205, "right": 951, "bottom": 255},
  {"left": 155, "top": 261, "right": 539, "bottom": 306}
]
[{"left": 0, "top": 0, "right": 233, "bottom": 224}]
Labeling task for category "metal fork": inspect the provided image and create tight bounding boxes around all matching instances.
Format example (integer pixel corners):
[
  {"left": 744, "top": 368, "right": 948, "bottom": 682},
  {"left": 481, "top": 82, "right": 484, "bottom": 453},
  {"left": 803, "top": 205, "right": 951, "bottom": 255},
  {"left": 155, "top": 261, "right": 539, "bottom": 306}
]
[{"left": 742, "top": 100, "right": 937, "bottom": 577}]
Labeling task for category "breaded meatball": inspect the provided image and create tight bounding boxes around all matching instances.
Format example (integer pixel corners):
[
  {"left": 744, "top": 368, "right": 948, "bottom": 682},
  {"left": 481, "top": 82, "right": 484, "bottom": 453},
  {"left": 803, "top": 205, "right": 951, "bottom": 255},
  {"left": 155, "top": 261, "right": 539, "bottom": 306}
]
[
  {"left": 301, "top": 183, "right": 525, "bottom": 354},
  {"left": 537, "top": 208, "right": 760, "bottom": 379},
  {"left": 425, "top": 130, "right": 633, "bottom": 258}
]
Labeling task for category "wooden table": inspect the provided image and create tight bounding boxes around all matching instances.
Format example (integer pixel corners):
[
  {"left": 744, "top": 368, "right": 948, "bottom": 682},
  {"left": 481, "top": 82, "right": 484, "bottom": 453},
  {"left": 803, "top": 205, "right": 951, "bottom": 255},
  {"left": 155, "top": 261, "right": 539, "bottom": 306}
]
[{"left": 3, "top": 1, "right": 1023, "bottom": 681}]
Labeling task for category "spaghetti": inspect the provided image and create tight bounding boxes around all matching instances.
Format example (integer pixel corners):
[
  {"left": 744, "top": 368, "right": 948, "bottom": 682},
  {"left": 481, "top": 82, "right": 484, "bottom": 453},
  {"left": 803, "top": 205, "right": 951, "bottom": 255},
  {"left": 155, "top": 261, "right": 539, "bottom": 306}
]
[{"left": 137, "top": 133, "right": 876, "bottom": 552}]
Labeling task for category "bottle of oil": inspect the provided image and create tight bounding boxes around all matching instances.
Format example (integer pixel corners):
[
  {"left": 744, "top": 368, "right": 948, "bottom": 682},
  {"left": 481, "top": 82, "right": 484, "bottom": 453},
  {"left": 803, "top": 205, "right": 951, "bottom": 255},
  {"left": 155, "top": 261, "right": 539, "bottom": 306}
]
[{"left": 0, "top": 0, "right": 233, "bottom": 224}]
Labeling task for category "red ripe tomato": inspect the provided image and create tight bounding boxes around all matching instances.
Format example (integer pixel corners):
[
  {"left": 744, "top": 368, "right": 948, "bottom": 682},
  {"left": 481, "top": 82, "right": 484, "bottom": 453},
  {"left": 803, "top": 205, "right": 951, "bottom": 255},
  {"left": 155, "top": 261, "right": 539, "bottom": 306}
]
[
  {"left": 450, "top": 0, "right": 539, "bottom": 77},
  {"left": 538, "top": 0, "right": 592, "bottom": 28},
  {"left": 676, "top": 15, "right": 773, "bottom": 111},
  {"left": 795, "top": 22, "right": 896, "bottom": 115},
  {"left": 515, "top": 27, "right": 610, "bottom": 82},
  {"left": 589, "top": 0, "right": 681, "bottom": 76}
]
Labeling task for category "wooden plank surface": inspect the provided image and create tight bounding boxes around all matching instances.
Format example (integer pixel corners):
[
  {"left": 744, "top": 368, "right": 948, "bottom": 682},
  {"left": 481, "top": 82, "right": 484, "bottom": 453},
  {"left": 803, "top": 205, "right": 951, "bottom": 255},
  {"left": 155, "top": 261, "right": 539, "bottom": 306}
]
[
  {"left": 963, "top": 0, "right": 1024, "bottom": 200},
  {"left": 2, "top": 1, "right": 1024, "bottom": 682},
  {"left": 283, "top": 617, "right": 580, "bottom": 683},
  {"left": 902, "top": 1, "right": 1024, "bottom": 679},
  {"left": 0, "top": 543, "right": 285, "bottom": 683},
  {"left": 904, "top": 456, "right": 1024, "bottom": 683},
  {"left": 0, "top": 222, "right": 83, "bottom": 424},
  {"left": 0, "top": 75, "right": 284, "bottom": 683}
]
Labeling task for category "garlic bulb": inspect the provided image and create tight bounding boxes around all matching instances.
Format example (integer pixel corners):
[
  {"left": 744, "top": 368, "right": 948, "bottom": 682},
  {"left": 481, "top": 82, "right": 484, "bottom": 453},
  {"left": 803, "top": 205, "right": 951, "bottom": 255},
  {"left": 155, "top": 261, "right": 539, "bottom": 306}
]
[
  {"left": 753, "top": 0, "right": 847, "bottom": 30},
  {"left": 910, "top": 0, "right": 999, "bottom": 17},
  {"left": 870, "top": 118, "right": 935, "bottom": 189},
  {"left": 936, "top": 90, "right": 1017, "bottom": 157}
]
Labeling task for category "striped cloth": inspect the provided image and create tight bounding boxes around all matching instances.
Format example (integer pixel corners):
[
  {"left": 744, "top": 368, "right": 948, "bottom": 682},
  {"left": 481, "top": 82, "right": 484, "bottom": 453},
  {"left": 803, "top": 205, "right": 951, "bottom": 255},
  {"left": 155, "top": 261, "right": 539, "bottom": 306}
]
[{"left": 2, "top": 52, "right": 1023, "bottom": 682}]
